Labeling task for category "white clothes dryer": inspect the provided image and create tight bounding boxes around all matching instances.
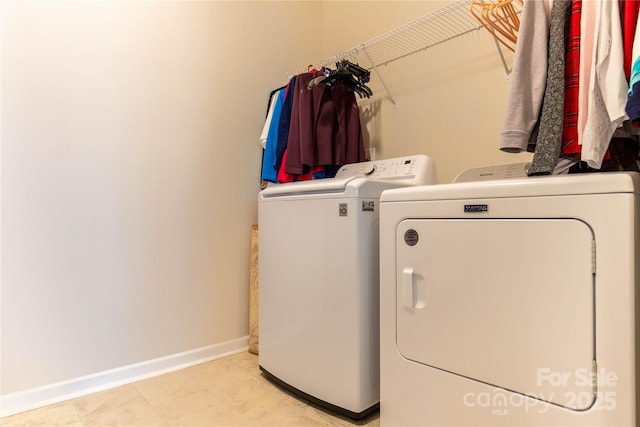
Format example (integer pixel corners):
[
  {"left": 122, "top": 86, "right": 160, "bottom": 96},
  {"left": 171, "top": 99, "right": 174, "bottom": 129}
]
[
  {"left": 259, "top": 155, "right": 436, "bottom": 419},
  {"left": 379, "top": 171, "right": 639, "bottom": 426}
]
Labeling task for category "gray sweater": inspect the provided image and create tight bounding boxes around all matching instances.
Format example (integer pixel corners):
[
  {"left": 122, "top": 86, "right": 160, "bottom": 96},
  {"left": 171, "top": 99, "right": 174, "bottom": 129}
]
[{"left": 500, "top": 0, "right": 552, "bottom": 153}]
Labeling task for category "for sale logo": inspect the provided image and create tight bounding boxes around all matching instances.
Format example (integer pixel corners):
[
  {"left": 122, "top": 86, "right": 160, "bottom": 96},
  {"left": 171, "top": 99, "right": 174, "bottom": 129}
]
[
  {"left": 463, "top": 388, "right": 551, "bottom": 415},
  {"left": 537, "top": 367, "right": 617, "bottom": 411},
  {"left": 462, "top": 366, "right": 618, "bottom": 416}
]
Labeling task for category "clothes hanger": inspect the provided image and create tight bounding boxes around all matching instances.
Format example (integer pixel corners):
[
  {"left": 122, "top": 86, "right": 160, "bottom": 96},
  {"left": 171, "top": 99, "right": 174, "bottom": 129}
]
[
  {"left": 307, "top": 59, "right": 373, "bottom": 98},
  {"left": 336, "top": 60, "right": 373, "bottom": 98},
  {"left": 470, "top": 0, "right": 522, "bottom": 52},
  {"left": 488, "top": 0, "right": 520, "bottom": 42}
]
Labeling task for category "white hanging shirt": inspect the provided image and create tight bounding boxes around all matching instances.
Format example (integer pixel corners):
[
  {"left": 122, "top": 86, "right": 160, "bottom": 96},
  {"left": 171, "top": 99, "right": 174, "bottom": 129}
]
[
  {"left": 259, "top": 93, "right": 280, "bottom": 149},
  {"left": 580, "top": 0, "right": 629, "bottom": 169}
]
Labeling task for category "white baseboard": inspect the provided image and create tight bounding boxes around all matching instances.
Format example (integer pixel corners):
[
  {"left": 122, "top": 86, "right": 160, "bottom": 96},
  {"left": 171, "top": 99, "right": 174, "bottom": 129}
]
[{"left": 0, "top": 335, "right": 249, "bottom": 418}]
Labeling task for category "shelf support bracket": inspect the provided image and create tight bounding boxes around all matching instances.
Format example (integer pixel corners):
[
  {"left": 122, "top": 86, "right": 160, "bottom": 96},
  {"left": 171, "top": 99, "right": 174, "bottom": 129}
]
[
  {"left": 487, "top": 29, "right": 513, "bottom": 78},
  {"left": 363, "top": 46, "right": 397, "bottom": 107}
]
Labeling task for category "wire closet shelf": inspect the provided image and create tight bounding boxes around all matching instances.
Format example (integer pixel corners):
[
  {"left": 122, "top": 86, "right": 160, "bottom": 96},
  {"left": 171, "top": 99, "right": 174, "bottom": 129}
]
[{"left": 315, "top": 0, "right": 522, "bottom": 105}]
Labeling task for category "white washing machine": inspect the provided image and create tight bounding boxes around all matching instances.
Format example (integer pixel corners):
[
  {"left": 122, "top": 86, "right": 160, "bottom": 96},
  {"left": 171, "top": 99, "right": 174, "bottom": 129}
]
[
  {"left": 258, "top": 155, "right": 437, "bottom": 419},
  {"left": 379, "top": 170, "right": 639, "bottom": 426}
]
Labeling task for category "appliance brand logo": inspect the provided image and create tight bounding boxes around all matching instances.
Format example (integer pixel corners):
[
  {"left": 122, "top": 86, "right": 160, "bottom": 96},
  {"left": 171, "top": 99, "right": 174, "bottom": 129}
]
[
  {"left": 404, "top": 229, "right": 419, "bottom": 246},
  {"left": 464, "top": 204, "right": 488, "bottom": 213}
]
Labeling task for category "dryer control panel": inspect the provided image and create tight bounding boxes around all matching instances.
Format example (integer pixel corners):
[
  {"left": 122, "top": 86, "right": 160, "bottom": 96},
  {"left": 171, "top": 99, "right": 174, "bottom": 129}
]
[
  {"left": 335, "top": 155, "right": 437, "bottom": 185},
  {"left": 453, "top": 162, "right": 530, "bottom": 182}
]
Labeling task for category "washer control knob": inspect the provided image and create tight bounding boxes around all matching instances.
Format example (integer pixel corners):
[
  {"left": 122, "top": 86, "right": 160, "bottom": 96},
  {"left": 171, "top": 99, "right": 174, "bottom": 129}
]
[{"left": 363, "top": 165, "right": 376, "bottom": 175}]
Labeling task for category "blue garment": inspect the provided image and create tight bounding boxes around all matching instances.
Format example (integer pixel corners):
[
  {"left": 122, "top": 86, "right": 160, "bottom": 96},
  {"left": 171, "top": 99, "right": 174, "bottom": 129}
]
[
  {"left": 261, "top": 89, "right": 286, "bottom": 182},
  {"left": 276, "top": 76, "right": 296, "bottom": 171},
  {"left": 626, "top": 59, "right": 640, "bottom": 121}
]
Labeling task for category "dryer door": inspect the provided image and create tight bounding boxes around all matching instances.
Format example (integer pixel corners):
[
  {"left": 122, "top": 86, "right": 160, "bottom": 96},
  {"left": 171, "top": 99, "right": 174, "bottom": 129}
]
[{"left": 396, "top": 218, "right": 596, "bottom": 410}]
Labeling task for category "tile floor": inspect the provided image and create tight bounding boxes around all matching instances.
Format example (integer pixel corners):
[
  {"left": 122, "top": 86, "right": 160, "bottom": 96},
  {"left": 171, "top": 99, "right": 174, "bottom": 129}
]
[{"left": 0, "top": 351, "right": 379, "bottom": 427}]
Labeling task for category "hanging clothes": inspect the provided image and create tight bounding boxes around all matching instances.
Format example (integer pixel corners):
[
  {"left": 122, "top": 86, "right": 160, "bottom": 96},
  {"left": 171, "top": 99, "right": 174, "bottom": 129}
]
[
  {"left": 559, "top": 0, "right": 582, "bottom": 162},
  {"left": 275, "top": 73, "right": 328, "bottom": 183},
  {"left": 502, "top": 0, "right": 638, "bottom": 174},
  {"left": 571, "top": 0, "right": 637, "bottom": 172},
  {"left": 261, "top": 89, "right": 286, "bottom": 183},
  {"left": 500, "top": 0, "right": 552, "bottom": 153},
  {"left": 259, "top": 87, "right": 284, "bottom": 149},
  {"left": 258, "top": 63, "right": 369, "bottom": 185},
  {"left": 626, "top": 1, "right": 640, "bottom": 122},
  {"left": 622, "top": 0, "right": 640, "bottom": 81},
  {"left": 284, "top": 69, "right": 365, "bottom": 176},
  {"left": 276, "top": 76, "right": 296, "bottom": 173},
  {"left": 575, "top": 0, "right": 597, "bottom": 148},
  {"left": 277, "top": 149, "right": 326, "bottom": 183},
  {"left": 528, "top": 0, "right": 572, "bottom": 176},
  {"left": 580, "top": 0, "right": 629, "bottom": 169}
]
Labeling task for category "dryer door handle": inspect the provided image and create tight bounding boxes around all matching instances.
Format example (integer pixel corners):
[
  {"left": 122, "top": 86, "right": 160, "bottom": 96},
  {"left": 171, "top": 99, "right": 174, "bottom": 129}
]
[{"left": 402, "top": 267, "right": 415, "bottom": 309}]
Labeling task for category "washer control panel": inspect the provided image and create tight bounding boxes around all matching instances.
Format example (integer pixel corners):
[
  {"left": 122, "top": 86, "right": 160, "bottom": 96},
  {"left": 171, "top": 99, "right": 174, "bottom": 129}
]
[{"left": 335, "top": 154, "right": 437, "bottom": 185}]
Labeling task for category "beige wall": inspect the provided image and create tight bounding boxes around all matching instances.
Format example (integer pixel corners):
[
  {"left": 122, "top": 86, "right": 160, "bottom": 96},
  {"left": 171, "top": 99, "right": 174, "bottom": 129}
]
[
  {"left": 320, "top": 1, "right": 532, "bottom": 183},
  {"left": 1, "top": 0, "right": 321, "bottom": 397}
]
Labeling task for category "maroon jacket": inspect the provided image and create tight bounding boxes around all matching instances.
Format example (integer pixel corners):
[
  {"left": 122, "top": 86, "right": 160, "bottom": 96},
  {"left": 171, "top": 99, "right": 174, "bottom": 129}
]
[{"left": 285, "top": 70, "right": 365, "bottom": 175}]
